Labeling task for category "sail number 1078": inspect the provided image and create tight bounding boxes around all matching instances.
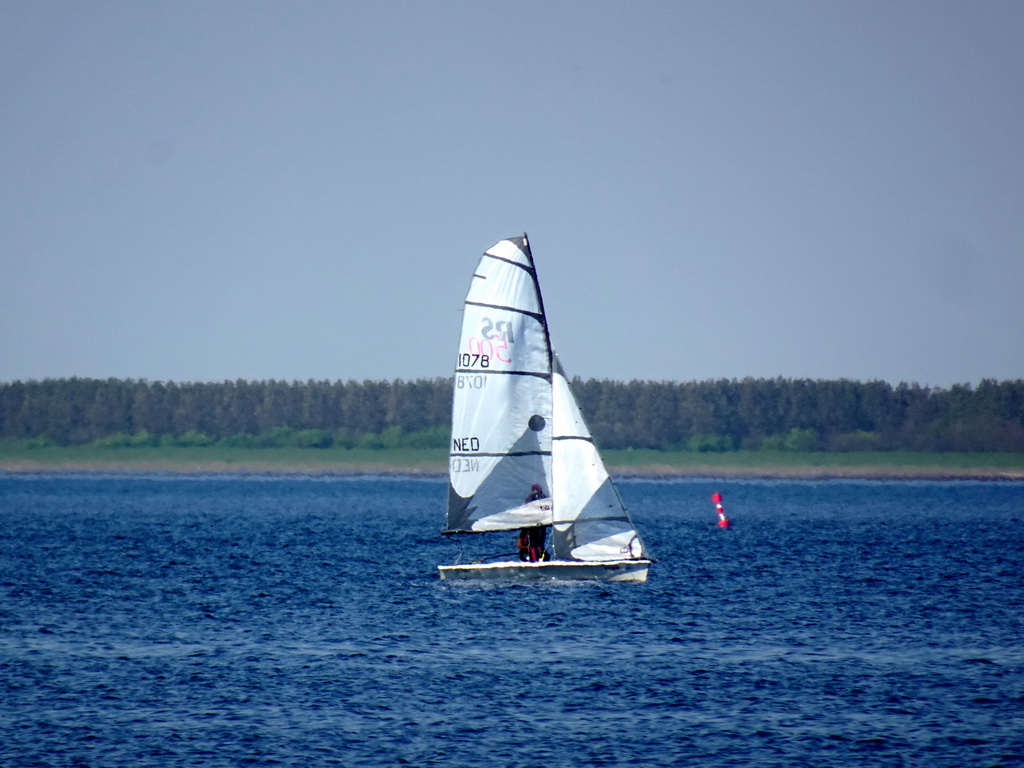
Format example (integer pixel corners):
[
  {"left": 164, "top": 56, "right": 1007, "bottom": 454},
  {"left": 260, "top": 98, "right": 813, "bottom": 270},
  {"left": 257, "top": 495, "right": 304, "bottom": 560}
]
[{"left": 457, "top": 353, "right": 489, "bottom": 369}]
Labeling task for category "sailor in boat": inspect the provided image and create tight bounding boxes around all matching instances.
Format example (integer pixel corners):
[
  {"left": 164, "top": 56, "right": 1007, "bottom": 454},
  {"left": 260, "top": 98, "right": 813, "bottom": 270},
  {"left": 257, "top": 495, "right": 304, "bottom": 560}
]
[{"left": 517, "top": 484, "right": 551, "bottom": 562}]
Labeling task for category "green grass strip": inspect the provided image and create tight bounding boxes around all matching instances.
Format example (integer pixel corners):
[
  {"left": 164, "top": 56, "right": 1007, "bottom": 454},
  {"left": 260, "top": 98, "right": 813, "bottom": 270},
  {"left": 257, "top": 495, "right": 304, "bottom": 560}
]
[{"left": 2, "top": 443, "right": 1022, "bottom": 478}]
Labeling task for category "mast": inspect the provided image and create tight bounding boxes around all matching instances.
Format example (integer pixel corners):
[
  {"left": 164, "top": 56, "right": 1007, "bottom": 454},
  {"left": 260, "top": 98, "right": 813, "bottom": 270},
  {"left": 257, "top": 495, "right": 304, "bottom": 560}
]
[
  {"left": 520, "top": 232, "right": 558, "bottom": 527},
  {"left": 519, "top": 233, "right": 554, "bottom": 384}
]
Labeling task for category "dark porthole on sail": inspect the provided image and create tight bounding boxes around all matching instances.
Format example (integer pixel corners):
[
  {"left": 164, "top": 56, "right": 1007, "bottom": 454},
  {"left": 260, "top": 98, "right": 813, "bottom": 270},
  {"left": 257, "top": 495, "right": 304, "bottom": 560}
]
[{"left": 528, "top": 415, "right": 545, "bottom": 432}]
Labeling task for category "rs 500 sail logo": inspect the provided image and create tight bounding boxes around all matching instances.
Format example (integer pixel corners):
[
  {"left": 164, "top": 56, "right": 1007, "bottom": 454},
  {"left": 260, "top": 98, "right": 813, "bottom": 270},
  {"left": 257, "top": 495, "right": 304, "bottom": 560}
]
[{"left": 459, "top": 317, "right": 515, "bottom": 367}]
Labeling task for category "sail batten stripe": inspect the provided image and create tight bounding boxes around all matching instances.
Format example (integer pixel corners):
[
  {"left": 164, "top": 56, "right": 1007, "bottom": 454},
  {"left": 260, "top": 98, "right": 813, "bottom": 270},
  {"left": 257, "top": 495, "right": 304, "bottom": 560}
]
[
  {"left": 450, "top": 451, "right": 552, "bottom": 458},
  {"left": 455, "top": 367, "right": 550, "bottom": 380},
  {"left": 553, "top": 435, "right": 595, "bottom": 443},
  {"left": 483, "top": 252, "right": 536, "bottom": 274},
  {"left": 465, "top": 300, "right": 543, "bottom": 323},
  {"left": 552, "top": 516, "right": 636, "bottom": 525}
]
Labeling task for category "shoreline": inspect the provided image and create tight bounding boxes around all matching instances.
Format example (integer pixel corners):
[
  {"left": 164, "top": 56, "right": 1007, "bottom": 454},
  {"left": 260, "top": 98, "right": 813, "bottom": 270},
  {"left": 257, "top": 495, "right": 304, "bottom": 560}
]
[{"left": 3, "top": 459, "right": 1022, "bottom": 481}]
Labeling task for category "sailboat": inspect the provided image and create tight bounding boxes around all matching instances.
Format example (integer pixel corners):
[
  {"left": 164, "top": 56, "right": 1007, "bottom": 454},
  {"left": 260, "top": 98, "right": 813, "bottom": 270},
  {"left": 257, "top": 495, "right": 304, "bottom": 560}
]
[{"left": 438, "top": 235, "right": 652, "bottom": 582}]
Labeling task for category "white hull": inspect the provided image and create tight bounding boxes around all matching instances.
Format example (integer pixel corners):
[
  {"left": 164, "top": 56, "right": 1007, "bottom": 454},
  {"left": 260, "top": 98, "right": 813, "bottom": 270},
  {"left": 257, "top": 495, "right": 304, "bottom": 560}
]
[{"left": 438, "top": 559, "right": 651, "bottom": 583}]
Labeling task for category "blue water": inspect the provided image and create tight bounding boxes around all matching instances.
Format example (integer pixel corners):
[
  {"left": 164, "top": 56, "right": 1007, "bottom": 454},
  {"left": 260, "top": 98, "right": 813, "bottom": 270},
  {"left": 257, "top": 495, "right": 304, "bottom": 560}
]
[{"left": 1, "top": 474, "right": 1022, "bottom": 767}]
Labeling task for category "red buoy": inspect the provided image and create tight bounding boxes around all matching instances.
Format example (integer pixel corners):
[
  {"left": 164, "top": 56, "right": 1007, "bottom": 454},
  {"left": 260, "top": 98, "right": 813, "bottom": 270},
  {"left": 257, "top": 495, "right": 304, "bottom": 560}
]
[{"left": 712, "top": 491, "right": 731, "bottom": 528}]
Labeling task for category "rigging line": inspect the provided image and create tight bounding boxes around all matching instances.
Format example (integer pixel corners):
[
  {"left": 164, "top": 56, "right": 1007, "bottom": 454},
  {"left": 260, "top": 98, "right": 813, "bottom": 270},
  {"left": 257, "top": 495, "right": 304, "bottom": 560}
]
[
  {"left": 441, "top": 528, "right": 488, "bottom": 536},
  {"left": 464, "top": 300, "right": 544, "bottom": 323},
  {"left": 610, "top": 477, "right": 632, "bottom": 515},
  {"left": 471, "top": 552, "right": 521, "bottom": 564}
]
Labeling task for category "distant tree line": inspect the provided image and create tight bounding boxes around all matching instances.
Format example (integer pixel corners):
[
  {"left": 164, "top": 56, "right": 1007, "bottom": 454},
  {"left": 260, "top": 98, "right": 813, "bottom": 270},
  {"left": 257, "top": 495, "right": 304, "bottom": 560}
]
[{"left": 1, "top": 377, "right": 1023, "bottom": 452}]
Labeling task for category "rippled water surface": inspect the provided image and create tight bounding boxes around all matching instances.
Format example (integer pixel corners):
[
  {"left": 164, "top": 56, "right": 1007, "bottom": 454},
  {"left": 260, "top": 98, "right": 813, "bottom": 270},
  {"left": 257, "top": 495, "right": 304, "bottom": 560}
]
[{"left": 2, "top": 474, "right": 1022, "bottom": 767}]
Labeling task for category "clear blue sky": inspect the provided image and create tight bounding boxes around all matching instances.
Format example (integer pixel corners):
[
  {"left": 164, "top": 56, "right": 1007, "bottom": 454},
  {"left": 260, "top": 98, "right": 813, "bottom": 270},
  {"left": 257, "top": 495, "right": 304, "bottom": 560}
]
[{"left": 3, "top": 1, "right": 1022, "bottom": 387}]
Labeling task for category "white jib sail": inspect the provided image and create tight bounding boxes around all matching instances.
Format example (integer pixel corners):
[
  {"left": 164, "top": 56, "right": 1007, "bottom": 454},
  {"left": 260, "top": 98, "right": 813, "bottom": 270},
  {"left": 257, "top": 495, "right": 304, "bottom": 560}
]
[
  {"left": 550, "top": 356, "right": 648, "bottom": 561},
  {"left": 446, "top": 236, "right": 554, "bottom": 534}
]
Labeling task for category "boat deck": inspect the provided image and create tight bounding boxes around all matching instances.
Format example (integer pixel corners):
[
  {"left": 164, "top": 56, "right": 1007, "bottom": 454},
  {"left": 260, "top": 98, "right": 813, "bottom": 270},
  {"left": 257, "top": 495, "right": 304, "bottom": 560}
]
[{"left": 438, "top": 559, "right": 651, "bottom": 582}]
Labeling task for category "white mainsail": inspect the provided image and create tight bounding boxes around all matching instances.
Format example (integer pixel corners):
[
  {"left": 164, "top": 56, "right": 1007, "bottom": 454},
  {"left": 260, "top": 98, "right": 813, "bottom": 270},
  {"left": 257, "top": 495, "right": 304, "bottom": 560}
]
[
  {"left": 446, "top": 235, "right": 554, "bottom": 534},
  {"left": 445, "top": 235, "right": 648, "bottom": 566}
]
